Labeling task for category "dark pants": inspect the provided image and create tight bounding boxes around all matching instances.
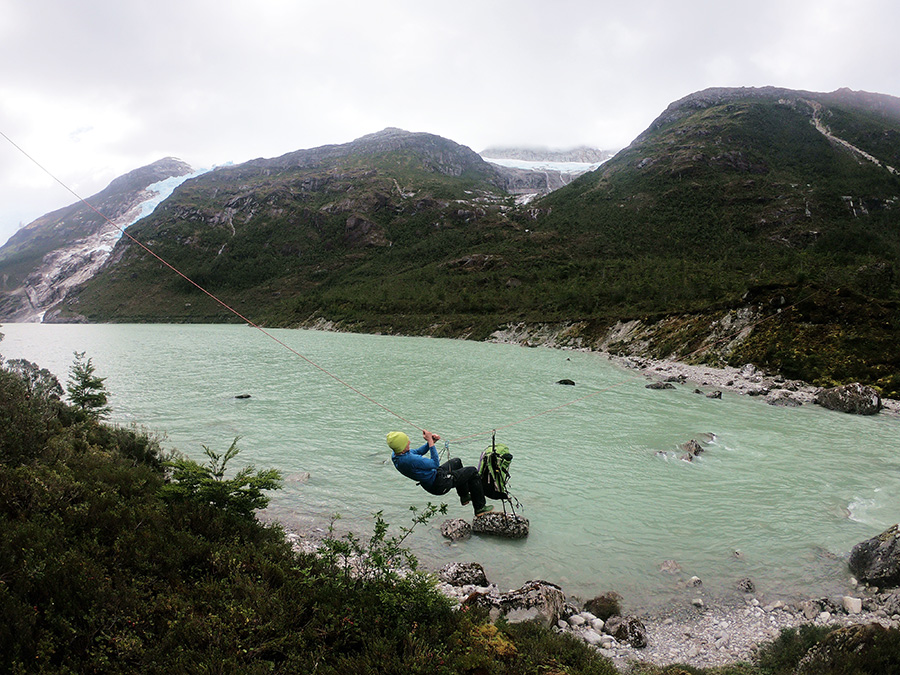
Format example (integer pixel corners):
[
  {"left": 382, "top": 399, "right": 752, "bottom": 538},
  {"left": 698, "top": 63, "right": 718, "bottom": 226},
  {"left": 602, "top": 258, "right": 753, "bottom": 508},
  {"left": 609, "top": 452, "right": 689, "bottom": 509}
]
[{"left": 423, "top": 458, "right": 486, "bottom": 511}]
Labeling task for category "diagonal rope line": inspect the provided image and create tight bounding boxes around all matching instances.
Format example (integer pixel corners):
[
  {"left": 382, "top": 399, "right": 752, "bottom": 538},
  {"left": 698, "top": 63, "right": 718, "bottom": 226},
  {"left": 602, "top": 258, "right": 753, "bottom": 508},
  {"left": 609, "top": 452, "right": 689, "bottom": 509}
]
[{"left": 1, "top": 130, "right": 423, "bottom": 431}]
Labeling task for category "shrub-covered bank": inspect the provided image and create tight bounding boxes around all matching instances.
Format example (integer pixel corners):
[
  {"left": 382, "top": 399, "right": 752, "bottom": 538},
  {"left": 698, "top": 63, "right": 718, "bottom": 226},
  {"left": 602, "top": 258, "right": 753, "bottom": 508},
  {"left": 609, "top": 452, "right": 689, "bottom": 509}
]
[
  {"left": 2, "top": 350, "right": 899, "bottom": 674},
  {"left": 0, "top": 352, "right": 617, "bottom": 674}
]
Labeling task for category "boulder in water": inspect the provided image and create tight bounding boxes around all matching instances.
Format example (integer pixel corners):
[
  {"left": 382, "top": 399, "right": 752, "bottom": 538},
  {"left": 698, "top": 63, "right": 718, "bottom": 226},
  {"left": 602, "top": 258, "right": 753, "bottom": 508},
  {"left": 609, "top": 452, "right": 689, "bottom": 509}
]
[
  {"left": 680, "top": 439, "right": 704, "bottom": 456},
  {"left": 472, "top": 511, "right": 529, "bottom": 539},
  {"left": 646, "top": 381, "right": 676, "bottom": 390},
  {"left": 557, "top": 379, "right": 576, "bottom": 386},
  {"left": 440, "top": 518, "right": 472, "bottom": 542}
]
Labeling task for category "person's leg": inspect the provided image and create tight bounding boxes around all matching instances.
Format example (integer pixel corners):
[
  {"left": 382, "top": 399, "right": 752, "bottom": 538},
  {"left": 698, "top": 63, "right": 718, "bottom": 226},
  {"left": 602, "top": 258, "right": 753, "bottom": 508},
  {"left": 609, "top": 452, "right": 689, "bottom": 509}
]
[
  {"left": 443, "top": 458, "right": 469, "bottom": 503},
  {"left": 451, "top": 465, "right": 490, "bottom": 515}
]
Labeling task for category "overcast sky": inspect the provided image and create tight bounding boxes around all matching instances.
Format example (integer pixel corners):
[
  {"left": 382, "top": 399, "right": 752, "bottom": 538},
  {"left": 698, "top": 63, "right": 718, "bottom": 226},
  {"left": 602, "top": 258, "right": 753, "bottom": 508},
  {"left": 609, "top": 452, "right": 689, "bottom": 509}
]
[{"left": 2, "top": 0, "right": 899, "bottom": 246}]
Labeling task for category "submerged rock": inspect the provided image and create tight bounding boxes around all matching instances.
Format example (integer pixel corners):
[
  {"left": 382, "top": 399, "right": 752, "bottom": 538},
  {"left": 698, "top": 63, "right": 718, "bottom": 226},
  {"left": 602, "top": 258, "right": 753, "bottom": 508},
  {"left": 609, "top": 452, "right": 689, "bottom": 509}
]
[
  {"left": 646, "top": 381, "right": 676, "bottom": 390},
  {"left": 557, "top": 379, "right": 576, "bottom": 386},
  {"left": 680, "top": 439, "right": 704, "bottom": 456},
  {"left": 767, "top": 393, "right": 803, "bottom": 407}
]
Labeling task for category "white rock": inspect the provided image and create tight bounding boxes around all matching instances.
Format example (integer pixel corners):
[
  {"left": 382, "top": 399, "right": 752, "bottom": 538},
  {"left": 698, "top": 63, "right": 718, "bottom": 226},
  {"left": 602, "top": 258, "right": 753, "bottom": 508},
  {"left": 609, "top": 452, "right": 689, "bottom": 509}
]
[
  {"left": 590, "top": 618, "right": 605, "bottom": 632},
  {"left": 568, "top": 614, "right": 586, "bottom": 628},
  {"left": 818, "top": 611, "right": 832, "bottom": 623},
  {"left": 692, "top": 598, "right": 705, "bottom": 608},
  {"left": 689, "top": 575, "right": 703, "bottom": 586},
  {"left": 580, "top": 611, "right": 598, "bottom": 622},
  {"left": 842, "top": 596, "right": 862, "bottom": 614},
  {"left": 581, "top": 628, "right": 604, "bottom": 646}
]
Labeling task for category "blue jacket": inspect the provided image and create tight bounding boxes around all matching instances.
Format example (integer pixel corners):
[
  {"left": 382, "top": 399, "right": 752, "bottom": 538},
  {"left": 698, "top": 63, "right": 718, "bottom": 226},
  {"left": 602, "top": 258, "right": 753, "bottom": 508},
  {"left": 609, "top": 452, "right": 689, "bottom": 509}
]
[{"left": 392, "top": 442, "right": 439, "bottom": 488}]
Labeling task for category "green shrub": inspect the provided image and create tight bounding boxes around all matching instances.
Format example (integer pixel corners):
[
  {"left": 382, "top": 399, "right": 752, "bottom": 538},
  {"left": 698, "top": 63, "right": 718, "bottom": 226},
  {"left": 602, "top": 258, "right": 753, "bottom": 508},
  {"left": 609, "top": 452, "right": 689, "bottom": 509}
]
[{"left": 755, "top": 623, "right": 835, "bottom": 674}]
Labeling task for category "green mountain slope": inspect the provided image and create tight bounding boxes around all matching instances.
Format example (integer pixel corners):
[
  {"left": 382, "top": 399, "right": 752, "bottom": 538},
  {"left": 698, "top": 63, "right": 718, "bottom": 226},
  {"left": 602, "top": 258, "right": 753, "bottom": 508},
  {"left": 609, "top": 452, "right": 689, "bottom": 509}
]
[
  {"left": 60, "top": 94, "right": 900, "bottom": 395},
  {"left": 531, "top": 87, "right": 900, "bottom": 393}
]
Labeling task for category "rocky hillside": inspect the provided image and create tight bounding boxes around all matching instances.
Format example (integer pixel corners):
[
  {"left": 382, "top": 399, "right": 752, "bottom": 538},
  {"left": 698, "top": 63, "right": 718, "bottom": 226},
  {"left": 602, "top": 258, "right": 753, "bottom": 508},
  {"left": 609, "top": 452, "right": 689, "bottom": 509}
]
[
  {"left": 0, "top": 158, "right": 193, "bottom": 321},
  {"left": 12, "top": 89, "right": 900, "bottom": 396},
  {"left": 531, "top": 86, "right": 900, "bottom": 394}
]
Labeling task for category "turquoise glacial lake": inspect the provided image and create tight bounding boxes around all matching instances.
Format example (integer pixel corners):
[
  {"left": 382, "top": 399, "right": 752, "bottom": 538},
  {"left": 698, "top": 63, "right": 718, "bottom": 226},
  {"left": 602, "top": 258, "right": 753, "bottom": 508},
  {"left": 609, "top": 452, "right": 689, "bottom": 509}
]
[{"left": 2, "top": 323, "right": 898, "bottom": 611}]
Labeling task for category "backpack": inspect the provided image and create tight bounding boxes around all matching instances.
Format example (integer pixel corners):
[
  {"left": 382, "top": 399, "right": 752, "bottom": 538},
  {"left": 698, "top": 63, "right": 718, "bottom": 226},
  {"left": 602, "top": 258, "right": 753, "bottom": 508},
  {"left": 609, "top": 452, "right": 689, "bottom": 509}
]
[{"left": 478, "top": 442, "right": 513, "bottom": 501}]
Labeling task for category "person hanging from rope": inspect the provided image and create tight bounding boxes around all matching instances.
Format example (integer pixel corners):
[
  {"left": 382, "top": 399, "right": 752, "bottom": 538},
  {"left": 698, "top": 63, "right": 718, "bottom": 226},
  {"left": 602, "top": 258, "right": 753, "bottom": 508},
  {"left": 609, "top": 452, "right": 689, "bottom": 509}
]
[{"left": 387, "top": 429, "right": 494, "bottom": 517}]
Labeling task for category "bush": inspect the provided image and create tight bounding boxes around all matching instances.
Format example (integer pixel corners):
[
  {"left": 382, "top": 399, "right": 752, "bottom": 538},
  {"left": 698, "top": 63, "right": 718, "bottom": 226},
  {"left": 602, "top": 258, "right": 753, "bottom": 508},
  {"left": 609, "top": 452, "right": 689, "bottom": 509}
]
[{"left": 755, "top": 624, "right": 836, "bottom": 674}]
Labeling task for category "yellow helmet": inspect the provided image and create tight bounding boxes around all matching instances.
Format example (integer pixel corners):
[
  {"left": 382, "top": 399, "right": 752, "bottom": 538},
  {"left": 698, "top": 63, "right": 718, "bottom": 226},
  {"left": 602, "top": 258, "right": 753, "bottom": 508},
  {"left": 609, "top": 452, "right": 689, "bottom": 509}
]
[{"left": 386, "top": 431, "right": 409, "bottom": 453}]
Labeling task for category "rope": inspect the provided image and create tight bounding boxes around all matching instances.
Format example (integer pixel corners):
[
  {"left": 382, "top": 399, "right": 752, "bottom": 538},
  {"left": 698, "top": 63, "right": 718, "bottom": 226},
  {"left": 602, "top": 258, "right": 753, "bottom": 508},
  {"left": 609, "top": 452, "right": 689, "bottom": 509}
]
[{"left": 1, "top": 130, "right": 423, "bottom": 432}]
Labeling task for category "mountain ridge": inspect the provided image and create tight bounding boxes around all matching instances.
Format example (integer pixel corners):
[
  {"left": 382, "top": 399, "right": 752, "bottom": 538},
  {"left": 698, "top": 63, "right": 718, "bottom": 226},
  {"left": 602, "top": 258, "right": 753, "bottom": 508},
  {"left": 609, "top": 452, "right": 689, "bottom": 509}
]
[
  {"left": 0, "top": 158, "right": 193, "bottom": 321},
  {"left": 3, "top": 87, "right": 899, "bottom": 395}
]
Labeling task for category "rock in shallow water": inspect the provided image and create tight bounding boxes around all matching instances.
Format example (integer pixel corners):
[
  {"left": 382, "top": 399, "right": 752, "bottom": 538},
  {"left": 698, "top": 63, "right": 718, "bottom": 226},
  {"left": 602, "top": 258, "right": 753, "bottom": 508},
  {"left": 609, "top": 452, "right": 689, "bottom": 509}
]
[
  {"left": 471, "top": 511, "right": 529, "bottom": 538},
  {"left": 440, "top": 518, "right": 472, "bottom": 541}
]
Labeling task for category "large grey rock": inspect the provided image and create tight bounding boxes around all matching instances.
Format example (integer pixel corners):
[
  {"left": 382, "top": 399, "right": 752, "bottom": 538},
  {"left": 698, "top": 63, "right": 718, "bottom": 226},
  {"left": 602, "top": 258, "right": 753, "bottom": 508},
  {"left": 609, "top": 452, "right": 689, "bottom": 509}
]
[
  {"left": 849, "top": 524, "right": 900, "bottom": 586},
  {"left": 471, "top": 511, "right": 529, "bottom": 539},
  {"left": 463, "top": 579, "right": 571, "bottom": 627},
  {"left": 438, "top": 562, "right": 488, "bottom": 587},
  {"left": 813, "top": 382, "right": 881, "bottom": 415}
]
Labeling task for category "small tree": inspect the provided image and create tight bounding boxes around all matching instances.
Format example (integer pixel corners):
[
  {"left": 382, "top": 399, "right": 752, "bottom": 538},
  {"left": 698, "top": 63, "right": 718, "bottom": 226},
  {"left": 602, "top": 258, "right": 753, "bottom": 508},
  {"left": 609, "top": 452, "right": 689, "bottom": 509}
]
[
  {"left": 66, "top": 351, "right": 110, "bottom": 419},
  {"left": 161, "top": 438, "right": 282, "bottom": 519}
]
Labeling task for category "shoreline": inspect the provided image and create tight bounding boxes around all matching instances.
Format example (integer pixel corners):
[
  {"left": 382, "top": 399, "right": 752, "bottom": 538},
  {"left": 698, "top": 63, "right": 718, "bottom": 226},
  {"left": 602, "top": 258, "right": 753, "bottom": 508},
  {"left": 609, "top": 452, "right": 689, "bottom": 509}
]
[{"left": 609, "top": 351, "right": 900, "bottom": 417}]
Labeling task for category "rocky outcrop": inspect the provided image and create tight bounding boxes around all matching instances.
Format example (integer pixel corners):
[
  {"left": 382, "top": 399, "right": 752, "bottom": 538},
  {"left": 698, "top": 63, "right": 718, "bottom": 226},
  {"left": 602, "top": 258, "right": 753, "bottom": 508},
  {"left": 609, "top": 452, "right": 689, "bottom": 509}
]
[
  {"left": 343, "top": 214, "right": 388, "bottom": 248},
  {"left": 438, "top": 562, "right": 488, "bottom": 587},
  {"left": 462, "top": 579, "right": 571, "bottom": 627},
  {"left": 603, "top": 615, "right": 649, "bottom": 648},
  {"left": 814, "top": 383, "right": 882, "bottom": 415},
  {"left": 849, "top": 524, "right": 900, "bottom": 586}
]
